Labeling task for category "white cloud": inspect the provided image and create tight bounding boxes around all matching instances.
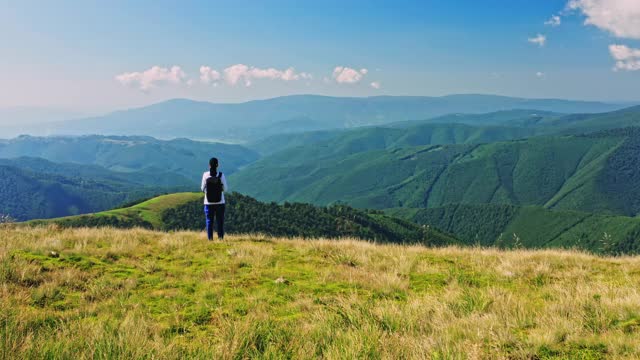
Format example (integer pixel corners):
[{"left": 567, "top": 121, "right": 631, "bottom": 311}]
[
  {"left": 223, "top": 64, "right": 251, "bottom": 86},
  {"left": 536, "top": 71, "right": 545, "bottom": 78},
  {"left": 528, "top": 34, "right": 547, "bottom": 47},
  {"left": 114, "top": 63, "right": 317, "bottom": 90},
  {"left": 609, "top": 44, "right": 640, "bottom": 70},
  {"left": 199, "top": 66, "right": 221, "bottom": 85},
  {"left": 545, "top": 15, "right": 562, "bottom": 26},
  {"left": 222, "top": 64, "right": 312, "bottom": 87},
  {"left": 332, "top": 66, "right": 368, "bottom": 84},
  {"left": 370, "top": 81, "right": 381, "bottom": 89},
  {"left": 568, "top": 0, "right": 640, "bottom": 39},
  {"left": 115, "top": 65, "right": 186, "bottom": 92}
]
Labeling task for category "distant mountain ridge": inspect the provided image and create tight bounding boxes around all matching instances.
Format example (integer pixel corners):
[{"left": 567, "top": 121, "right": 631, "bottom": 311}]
[
  {"left": 5, "top": 94, "right": 628, "bottom": 141},
  {"left": 0, "top": 134, "right": 259, "bottom": 180}
]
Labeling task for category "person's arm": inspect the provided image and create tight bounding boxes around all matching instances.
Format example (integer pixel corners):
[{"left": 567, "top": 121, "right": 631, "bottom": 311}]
[
  {"left": 201, "top": 173, "right": 207, "bottom": 192},
  {"left": 221, "top": 173, "right": 228, "bottom": 192}
]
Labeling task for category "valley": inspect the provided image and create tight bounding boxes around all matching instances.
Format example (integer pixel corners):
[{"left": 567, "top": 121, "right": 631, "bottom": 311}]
[{"left": 4, "top": 96, "right": 640, "bottom": 254}]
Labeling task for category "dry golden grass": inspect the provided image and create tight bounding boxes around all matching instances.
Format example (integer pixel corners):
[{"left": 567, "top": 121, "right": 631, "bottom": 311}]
[{"left": 2, "top": 224, "right": 640, "bottom": 359}]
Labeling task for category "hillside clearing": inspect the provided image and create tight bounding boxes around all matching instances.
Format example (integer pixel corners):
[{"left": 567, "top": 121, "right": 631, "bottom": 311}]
[{"left": 2, "top": 226, "right": 640, "bottom": 359}]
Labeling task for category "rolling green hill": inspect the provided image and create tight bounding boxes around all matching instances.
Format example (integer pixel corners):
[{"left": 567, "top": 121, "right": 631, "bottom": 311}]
[
  {"left": 0, "top": 135, "right": 259, "bottom": 181},
  {"left": 388, "top": 203, "right": 640, "bottom": 254},
  {"left": 390, "top": 109, "right": 564, "bottom": 128},
  {"left": 30, "top": 192, "right": 457, "bottom": 245},
  {"left": 0, "top": 157, "right": 194, "bottom": 188},
  {"left": 244, "top": 122, "right": 541, "bottom": 171},
  {"left": 247, "top": 129, "right": 346, "bottom": 156},
  {"left": 247, "top": 110, "right": 557, "bottom": 156},
  {"left": 548, "top": 105, "right": 640, "bottom": 134},
  {"left": 247, "top": 111, "right": 558, "bottom": 156},
  {"left": 0, "top": 163, "right": 168, "bottom": 221},
  {"left": 0, "top": 157, "right": 199, "bottom": 221},
  {"left": 247, "top": 105, "right": 640, "bottom": 158},
  {"left": 232, "top": 128, "right": 640, "bottom": 216},
  {"left": 408, "top": 105, "right": 640, "bottom": 136}
]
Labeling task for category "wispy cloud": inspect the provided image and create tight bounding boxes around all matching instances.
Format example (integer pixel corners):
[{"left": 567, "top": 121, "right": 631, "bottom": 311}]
[
  {"left": 536, "top": 71, "right": 545, "bottom": 78},
  {"left": 568, "top": 0, "right": 640, "bottom": 39},
  {"left": 370, "top": 81, "right": 381, "bottom": 89},
  {"left": 545, "top": 15, "right": 562, "bottom": 27},
  {"left": 332, "top": 66, "right": 368, "bottom": 84},
  {"left": 115, "top": 65, "right": 186, "bottom": 92},
  {"left": 609, "top": 44, "right": 640, "bottom": 71},
  {"left": 528, "top": 34, "right": 547, "bottom": 47}
]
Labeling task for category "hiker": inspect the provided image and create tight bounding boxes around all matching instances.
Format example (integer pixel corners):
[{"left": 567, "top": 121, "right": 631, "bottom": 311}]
[{"left": 201, "top": 157, "right": 228, "bottom": 240}]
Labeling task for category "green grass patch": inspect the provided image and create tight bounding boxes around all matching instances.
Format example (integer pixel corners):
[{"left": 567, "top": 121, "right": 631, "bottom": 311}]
[{"left": 3, "top": 227, "right": 640, "bottom": 358}]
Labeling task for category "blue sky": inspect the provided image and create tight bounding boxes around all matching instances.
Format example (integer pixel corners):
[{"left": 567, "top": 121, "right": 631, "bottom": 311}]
[{"left": 1, "top": 0, "right": 639, "bottom": 112}]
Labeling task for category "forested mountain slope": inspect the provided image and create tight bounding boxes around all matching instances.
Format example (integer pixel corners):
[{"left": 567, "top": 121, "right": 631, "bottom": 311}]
[
  {"left": 0, "top": 157, "right": 194, "bottom": 188},
  {"left": 233, "top": 128, "right": 640, "bottom": 216},
  {"left": 247, "top": 105, "right": 640, "bottom": 157},
  {"left": 0, "top": 163, "right": 164, "bottom": 221},
  {"left": 388, "top": 203, "right": 640, "bottom": 254}
]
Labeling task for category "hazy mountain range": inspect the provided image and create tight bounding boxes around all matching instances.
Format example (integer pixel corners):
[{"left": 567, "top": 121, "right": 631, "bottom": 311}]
[
  {"left": 0, "top": 107, "right": 85, "bottom": 126},
  {"left": 0, "top": 94, "right": 630, "bottom": 141}
]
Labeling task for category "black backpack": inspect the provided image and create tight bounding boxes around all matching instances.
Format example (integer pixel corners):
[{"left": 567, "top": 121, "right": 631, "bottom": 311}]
[{"left": 206, "top": 172, "right": 223, "bottom": 203}]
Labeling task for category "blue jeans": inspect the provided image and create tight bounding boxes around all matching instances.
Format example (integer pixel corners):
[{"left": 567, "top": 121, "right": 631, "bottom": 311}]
[{"left": 204, "top": 204, "right": 225, "bottom": 240}]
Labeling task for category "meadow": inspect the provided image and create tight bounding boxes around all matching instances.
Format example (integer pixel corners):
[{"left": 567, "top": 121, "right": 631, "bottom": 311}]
[{"left": 2, "top": 225, "right": 640, "bottom": 359}]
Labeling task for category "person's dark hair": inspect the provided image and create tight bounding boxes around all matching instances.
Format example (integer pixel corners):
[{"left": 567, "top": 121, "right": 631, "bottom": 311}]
[{"left": 209, "top": 157, "right": 219, "bottom": 176}]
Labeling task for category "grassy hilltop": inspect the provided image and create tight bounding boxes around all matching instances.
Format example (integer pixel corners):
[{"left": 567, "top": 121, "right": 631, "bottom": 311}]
[
  {"left": 0, "top": 226, "right": 640, "bottom": 359},
  {"left": 2, "top": 226, "right": 640, "bottom": 358}
]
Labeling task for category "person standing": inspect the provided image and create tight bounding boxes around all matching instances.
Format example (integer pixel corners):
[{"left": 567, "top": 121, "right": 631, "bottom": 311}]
[{"left": 201, "top": 157, "right": 228, "bottom": 240}]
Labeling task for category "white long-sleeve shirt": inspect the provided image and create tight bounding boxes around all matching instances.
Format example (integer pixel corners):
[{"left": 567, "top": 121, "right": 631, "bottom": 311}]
[{"left": 201, "top": 171, "right": 228, "bottom": 205}]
